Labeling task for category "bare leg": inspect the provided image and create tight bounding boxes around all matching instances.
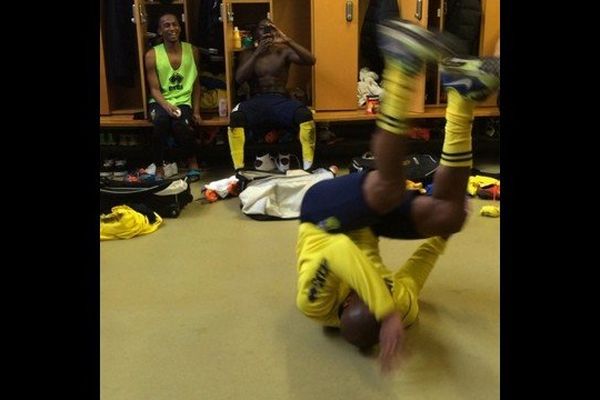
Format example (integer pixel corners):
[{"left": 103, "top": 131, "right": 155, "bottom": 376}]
[
  {"left": 363, "top": 129, "right": 408, "bottom": 214},
  {"left": 362, "top": 59, "right": 415, "bottom": 214},
  {"left": 299, "top": 22, "right": 497, "bottom": 236},
  {"left": 410, "top": 167, "right": 471, "bottom": 237},
  {"left": 187, "top": 155, "right": 199, "bottom": 170},
  {"left": 410, "top": 56, "right": 500, "bottom": 237},
  {"left": 363, "top": 20, "right": 456, "bottom": 215}
]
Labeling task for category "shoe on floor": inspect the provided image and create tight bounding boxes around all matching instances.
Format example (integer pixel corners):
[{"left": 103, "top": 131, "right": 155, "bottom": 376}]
[
  {"left": 163, "top": 162, "right": 179, "bottom": 178},
  {"left": 186, "top": 168, "right": 202, "bottom": 182},
  {"left": 145, "top": 163, "right": 157, "bottom": 175},
  {"left": 275, "top": 153, "right": 291, "bottom": 173},
  {"left": 254, "top": 153, "right": 276, "bottom": 172}
]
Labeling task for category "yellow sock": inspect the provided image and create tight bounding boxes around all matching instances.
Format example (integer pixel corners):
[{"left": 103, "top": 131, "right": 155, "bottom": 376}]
[
  {"left": 441, "top": 89, "right": 476, "bottom": 167},
  {"left": 227, "top": 127, "right": 245, "bottom": 170},
  {"left": 376, "top": 58, "right": 414, "bottom": 135},
  {"left": 299, "top": 120, "right": 316, "bottom": 170}
]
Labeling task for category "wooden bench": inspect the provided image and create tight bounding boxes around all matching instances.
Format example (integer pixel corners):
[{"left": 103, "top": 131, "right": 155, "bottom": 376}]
[{"left": 100, "top": 107, "right": 499, "bottom": 128}]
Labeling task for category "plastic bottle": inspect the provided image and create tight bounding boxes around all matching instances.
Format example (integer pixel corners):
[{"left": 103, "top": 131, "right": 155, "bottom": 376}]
[
  {"left": 218, "top": 98, "right": 228, "bottom": 117},
  {"left": 233, "top": 27, "right": 241, "bottom": 49}
]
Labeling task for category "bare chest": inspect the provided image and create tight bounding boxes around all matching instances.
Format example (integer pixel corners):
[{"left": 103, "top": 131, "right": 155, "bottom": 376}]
[
  {"left": 166, "top": 51, "right": 183, "bottom": 70},
  {"left": 254, "top": 49, "right": 288, "bottom": 77}
]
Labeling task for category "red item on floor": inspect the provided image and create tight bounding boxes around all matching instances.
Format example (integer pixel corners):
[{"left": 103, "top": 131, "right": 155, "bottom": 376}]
[
  {"left": 264, "top": 130, "right": 280, "bottom": 144},
  {"left": 204, "top": 189, "right": 219, "bottom": 203},
  {"left": 477, "top": 185, "right": 500, "bottom": 200},
  {"left": 227, "top": 182, "right": 239, "bottom": 197}
]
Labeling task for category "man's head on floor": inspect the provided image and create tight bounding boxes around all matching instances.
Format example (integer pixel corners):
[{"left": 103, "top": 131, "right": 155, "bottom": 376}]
[{"left": 339, "top": 291, "right": 380, "bottom": 349}]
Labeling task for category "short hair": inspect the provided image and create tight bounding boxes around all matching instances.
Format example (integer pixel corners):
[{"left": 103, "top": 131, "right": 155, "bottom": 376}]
[
  {"left": 158, "top": 13, "right": 180, "bottom": 27},
  {"left": 339, "top": 297, "right": 380, "bottom": 349}
]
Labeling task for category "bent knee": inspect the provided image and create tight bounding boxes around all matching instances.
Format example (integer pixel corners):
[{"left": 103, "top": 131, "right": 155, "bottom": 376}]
[
  {"left": 436, "top": 209, "right": 468, "bottom": 234},
  {"left": 151, "top": 114, "right": 170, "bottom": 129},
  {"left": 229, "top": 110, "right": 247, "bottom": 128},
  {"left": 294, "top": 107, "right": 314, "bottom": 124}
]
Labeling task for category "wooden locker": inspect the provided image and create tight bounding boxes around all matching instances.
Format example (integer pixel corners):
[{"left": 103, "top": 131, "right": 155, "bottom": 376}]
[{"left": 311, "top": 0, "right": 359, "bottom": 111}]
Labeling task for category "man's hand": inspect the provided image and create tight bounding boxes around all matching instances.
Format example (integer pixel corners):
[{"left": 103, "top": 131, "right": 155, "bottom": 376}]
[
  {"left": 193, "top": 112, "right": 203, "bottom": 125},
  {"left": 378, "top": 312, "right": 405, "bottom": 373},
  {"left": 161, "top": 102, "right": 180, "bottom": 118},
  {"left": 269, "top": 23, "right": 289, "bottom": 44},
  {"left": 254, "top": 37, "right": 273, "bottom": 54}
]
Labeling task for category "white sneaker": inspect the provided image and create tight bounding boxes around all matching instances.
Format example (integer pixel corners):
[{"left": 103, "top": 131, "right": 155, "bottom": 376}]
[
  {"left": 113, "top": 170, "right": 127, "bottom": 181},
  {"left": 275, "top": 153, "right": 291, "bottom": 173},
  {"left": 163, "top": 162, "right": 178, "bottom": 178},
  {"left": 145, "top": 163, "right": 157, "bottom": 175},
  {"left": 254, "top": 153, "right": 276, "bottom": 171}
]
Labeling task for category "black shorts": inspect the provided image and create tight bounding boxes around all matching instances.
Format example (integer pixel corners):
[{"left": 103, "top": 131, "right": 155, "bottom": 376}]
[
  {"left": 233, "top": 93, "right": 306, "bottom": 131},
  {"left": 300, "top": 172, "right": 424, "bottom": 239}
]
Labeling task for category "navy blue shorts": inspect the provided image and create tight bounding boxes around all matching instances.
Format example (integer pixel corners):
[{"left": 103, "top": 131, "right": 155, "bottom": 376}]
[
  {"left": 300, "top": 172, "right": 424, "bottom": 239},
  {"left": 370, "top": 190, "right": 424, "bottom": 240},
  {"left": 233, "top": 93, "right": 306, "bottom": 131}
]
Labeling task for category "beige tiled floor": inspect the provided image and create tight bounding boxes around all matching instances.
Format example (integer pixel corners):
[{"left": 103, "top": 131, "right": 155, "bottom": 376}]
[{"left": 101, "top": 168, "right": 500, "bottom": 400}]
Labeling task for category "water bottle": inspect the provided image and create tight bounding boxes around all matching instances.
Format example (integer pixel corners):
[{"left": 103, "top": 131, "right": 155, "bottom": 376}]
[
  {"left": 218, "top": 98, "right": 228, "bottom": 117},
  {"left": 233, "top": 27, "right": 241, "bottom": 49}
]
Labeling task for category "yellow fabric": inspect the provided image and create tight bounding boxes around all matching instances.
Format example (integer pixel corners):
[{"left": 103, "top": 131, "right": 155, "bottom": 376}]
[
  {"left": 376, "top": 59, "right": 413, "bottom": 135},
  {"left": 227, "top": 127, "right": 245, "bottom": 169},
  {"left": 441, "top": 89, "right": 475, "bottom": 167},
  {"left": 467, "top": 175, "right": 501, "bottom": 196},
  {"left": 296, "top": 223, "right": 446, "bottom": 327},
  {"left": 100, "top": 205, "right": 163, "bottom": 240},
  {"left": 406, "top": 180, "right": 427, "bottom": 194},
  {"left": 200, "top": 88, "right": 227, "bottom": 109},
  {"left": 480, "top": 205, "right": 500, "bottom": 218},
  {"left": 299, "top": 120, "right": 316, "bottom": 168}
]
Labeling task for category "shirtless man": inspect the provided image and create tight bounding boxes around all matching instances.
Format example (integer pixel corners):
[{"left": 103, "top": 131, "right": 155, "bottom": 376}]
[{"left": 227, "top": 19, "right": 317, "bottom": 171}]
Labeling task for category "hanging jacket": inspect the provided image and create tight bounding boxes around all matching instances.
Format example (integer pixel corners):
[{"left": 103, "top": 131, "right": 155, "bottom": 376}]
[
  {"left": 444, "top": 0, "right": 482, "bottom": 56},
  {"left": 103, "top": 0, "right": 138, "bottom": 87},
  {"left": 359, "top": 0, "right": 401, "bottom": 78},
  {"left": 197, "top": 0, "right": 224, "bottom": 54}
]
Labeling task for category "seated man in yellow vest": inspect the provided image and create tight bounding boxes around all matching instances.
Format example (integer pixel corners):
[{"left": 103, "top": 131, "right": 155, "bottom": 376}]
[
  {"left": 228, "top": 19, "right": 317, "bottom": 172},
  {"left": 144, "top": 13, "right": 202, "bottom": 180}
]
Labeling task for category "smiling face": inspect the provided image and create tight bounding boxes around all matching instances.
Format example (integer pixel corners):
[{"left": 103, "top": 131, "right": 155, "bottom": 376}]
[{"left": 158, "top": 14, "right": 181, "bottom": 44}]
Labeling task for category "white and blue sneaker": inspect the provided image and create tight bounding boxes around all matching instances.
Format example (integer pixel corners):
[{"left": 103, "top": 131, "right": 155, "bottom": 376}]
[
  {"left": 440, "top": 57, "right": 500, "bottom": 101},
  {"left": 254, "top": 153, "right": 276, "bottom": 172},
  {"left": 275, "top": 153, "right": 291, "bottom": 173},
  {"left": 376, "top": 19, "right": 457, "bottom": 75}
]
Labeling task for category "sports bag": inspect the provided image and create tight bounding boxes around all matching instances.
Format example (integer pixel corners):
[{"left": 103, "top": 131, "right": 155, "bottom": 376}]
[
  {"left": 236, "top": 168, "right": 335, "bottom": 220},
  {"left": 100, "top": 178, "right": 193, "bottom": 218},
  {"left": 350, "top": 152, "right": 439, "bottom": 184}
]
